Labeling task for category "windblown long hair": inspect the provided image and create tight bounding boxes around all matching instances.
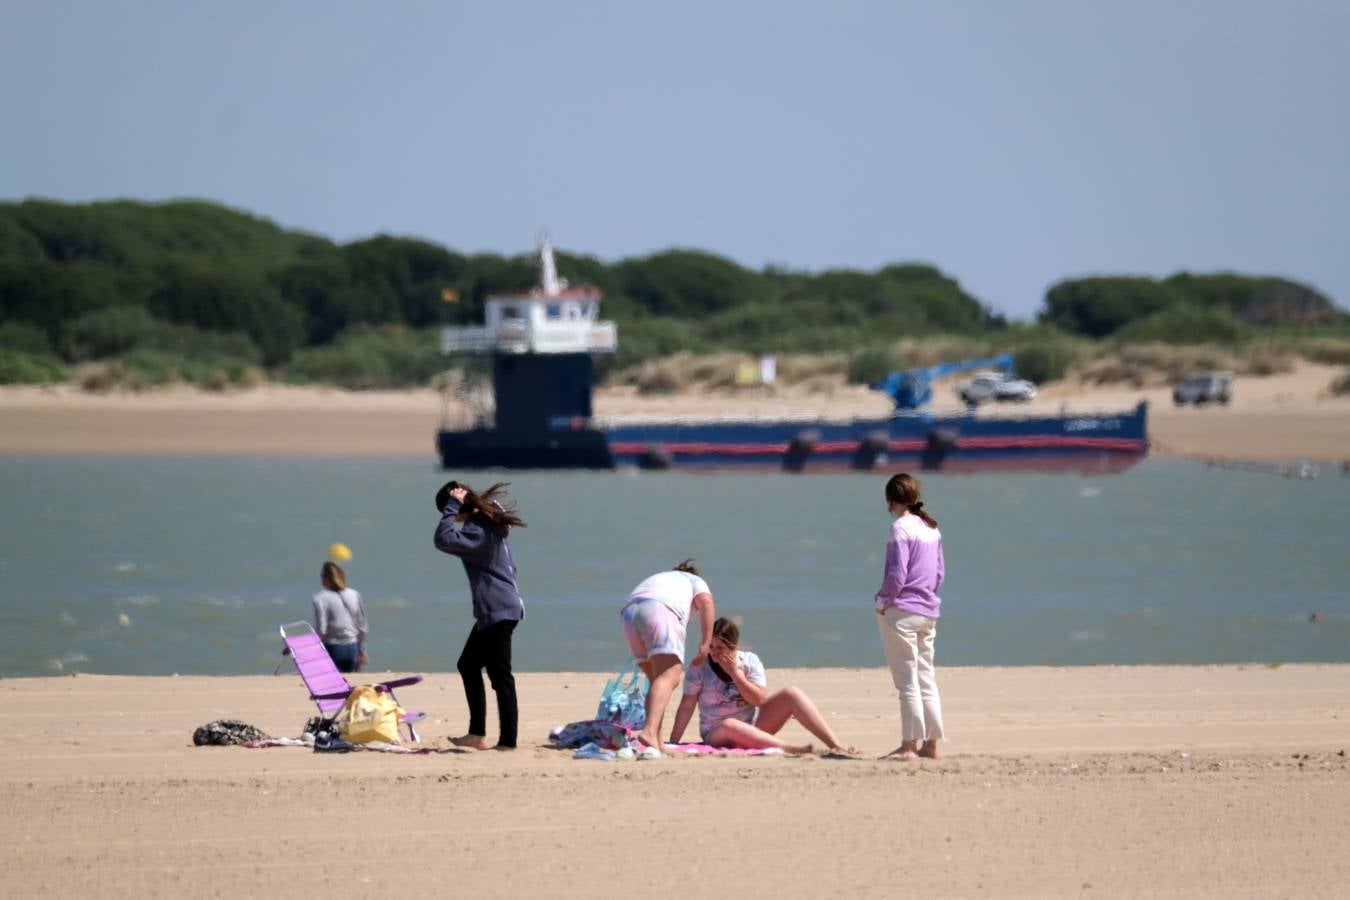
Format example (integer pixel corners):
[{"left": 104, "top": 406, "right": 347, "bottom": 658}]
[{"left": 435, "top": 480, "right": 527, "bottom": 534}]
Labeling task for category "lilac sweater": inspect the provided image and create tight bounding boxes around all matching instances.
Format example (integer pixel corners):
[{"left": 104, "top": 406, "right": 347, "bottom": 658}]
[{"left": 874, "top": 513, "right": 945, "bottom": 618}]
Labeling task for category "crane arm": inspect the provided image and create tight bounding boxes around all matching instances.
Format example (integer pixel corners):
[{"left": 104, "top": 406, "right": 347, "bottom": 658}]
[{"left": 869, "top": 353, "right": 1015, "bottom": 410}]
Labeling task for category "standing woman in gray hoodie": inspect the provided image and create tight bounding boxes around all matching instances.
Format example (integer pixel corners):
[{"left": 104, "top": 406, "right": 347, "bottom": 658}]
[{"left": 434, "top": 480, "right": 527, "bottom": 750}]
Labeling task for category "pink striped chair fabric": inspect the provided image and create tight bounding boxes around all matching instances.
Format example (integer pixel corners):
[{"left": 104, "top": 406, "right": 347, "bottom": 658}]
[{"left": 278, "top": 621, "right": 427, "bottom": 742}]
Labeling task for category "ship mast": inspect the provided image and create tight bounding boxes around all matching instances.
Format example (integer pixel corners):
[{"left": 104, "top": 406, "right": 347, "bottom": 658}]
[{"left": 538, "top": 233, "right": 562, "bottom": 297}]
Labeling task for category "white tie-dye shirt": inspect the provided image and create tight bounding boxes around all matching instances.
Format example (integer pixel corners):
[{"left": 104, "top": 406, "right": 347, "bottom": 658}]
[
  {"left": 683, "top": 651, "right": 767, "bottom": 740},
  {"left": 625, "top": 570, "right": 711, "bottom": 624}
]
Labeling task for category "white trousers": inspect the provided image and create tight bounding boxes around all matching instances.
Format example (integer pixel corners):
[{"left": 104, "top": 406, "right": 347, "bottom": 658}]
[{"left": 876, "top": 609, "right": 945, "bottom": 743}]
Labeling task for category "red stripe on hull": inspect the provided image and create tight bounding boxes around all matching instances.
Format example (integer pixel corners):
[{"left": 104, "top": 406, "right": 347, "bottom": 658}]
[
  {"left": 610, "top": 437, "right": 1147, "bottom": 456},
  {"left": 613, "top": 452, "right": 1145, "bottom": 476}
]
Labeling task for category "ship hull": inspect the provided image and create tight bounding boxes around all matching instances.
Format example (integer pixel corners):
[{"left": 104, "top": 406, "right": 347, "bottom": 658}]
[
  {"left": 437, "top": 402, "right": 1149, "bottom": 474},
  {"left": 436, "top": 427, "right": 613, "bottom": 469}
]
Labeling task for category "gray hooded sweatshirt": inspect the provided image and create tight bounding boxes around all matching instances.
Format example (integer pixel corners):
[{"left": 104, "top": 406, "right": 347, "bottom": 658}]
[{"left": 434, "top": 498, "right": 525, "bottom": 629}]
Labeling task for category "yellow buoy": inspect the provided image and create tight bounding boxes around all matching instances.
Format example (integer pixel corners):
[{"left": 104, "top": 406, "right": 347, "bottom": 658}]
[
  {"left": 328, "top": 543, "right": 353, "bottom": 562},
  {"left": 117, "top": 613, "right": 131, "bottom": 627}
]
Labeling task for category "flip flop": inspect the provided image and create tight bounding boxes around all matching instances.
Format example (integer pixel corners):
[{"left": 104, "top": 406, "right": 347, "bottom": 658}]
[
  {"left": 822, "top": 748, "right": 862, "bottom": 760},
  {"left": 638, "top": 746, "right": 664, "bottom": 760}
]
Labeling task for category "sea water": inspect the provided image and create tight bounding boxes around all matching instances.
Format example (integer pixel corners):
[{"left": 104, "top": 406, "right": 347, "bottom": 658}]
[{"left": 1, "top": 457, "right": 1346, "bottom": 676}]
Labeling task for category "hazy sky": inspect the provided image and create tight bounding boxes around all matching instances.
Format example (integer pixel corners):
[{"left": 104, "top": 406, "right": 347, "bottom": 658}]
[{"left": 2, "top": 1, "right": 1346, "bottom": 318}]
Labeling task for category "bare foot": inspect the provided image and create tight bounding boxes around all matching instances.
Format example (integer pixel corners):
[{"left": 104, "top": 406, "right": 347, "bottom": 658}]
[
  {"left": 450, "top": 733, "right": 490, "bottom": 750},
  {"left": 828, "top": 745, "right": 861, "bottom": 757},
  {"left": 918, "top": 741, "right": 941, "bottom": 760},
  {"left": 882, "top": 745, "right": 919, "bottom": 760},
  {"left": 633, "top": 730, "right": 661, "bottom": 752}
]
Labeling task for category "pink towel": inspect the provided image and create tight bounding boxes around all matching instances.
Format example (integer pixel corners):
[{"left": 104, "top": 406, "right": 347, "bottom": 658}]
[{"left": 667, "top": 743, "right": 784, "bottom": 756}]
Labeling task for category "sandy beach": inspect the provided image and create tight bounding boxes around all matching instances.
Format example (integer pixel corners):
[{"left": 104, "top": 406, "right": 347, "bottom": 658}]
[
  {"left": 1, "top": 361, "right": 1348, "bottom": 462},
  {"left": 5, "top": 664, "right": 1349, "bottom": 898}
]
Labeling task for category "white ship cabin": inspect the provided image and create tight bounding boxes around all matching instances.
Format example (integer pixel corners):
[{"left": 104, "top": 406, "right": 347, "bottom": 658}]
[{"left": 441, "top": 237, "right": 617, "bottom": 355}]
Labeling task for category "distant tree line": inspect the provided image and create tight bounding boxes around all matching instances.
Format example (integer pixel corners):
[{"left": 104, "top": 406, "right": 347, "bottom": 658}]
[
  {"left": 1041, "top": 274, "right": 1342, "bottom": 342},
  {"left": 0, "top": 199, "right": 1344, "bottom": 388}
]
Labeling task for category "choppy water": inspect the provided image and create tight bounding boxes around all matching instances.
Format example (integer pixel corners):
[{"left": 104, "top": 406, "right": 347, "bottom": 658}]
[{"left": 1, "top": 457, "right": 1346, "bottom": 676}]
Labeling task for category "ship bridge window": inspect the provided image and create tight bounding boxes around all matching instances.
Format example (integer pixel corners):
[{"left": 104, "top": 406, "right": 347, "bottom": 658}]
[
  {"left": 500, "top": 305, "right": 522, "bottom": 320},
  {"left": 565, "top": 303, "right": 581, "bottom": 320},
  {"left": 545, "top": 303, "right": 561, "bottom": 320}
]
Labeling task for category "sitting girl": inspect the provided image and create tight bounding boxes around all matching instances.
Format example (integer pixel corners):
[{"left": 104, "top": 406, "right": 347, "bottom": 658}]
[{"left": 668, "top": 618, "right": 855, "bottom": 755}]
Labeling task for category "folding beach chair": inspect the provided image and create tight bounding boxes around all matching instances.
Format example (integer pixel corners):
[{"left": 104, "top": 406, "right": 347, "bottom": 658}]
[{"left": 275, "top": 622, "right": 427, "bottom": 743}]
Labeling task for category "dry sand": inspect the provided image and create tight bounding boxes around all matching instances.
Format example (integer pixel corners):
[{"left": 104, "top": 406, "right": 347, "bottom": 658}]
[
  {"left": 5, "top": 664, "right": 1349, "bottom": 898},
  {"left": 1, "top": 361, "right": 1348, "bottom": 460}
]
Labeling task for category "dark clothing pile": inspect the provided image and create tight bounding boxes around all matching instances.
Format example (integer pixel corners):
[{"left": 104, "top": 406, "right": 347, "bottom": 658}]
[{"left": 192, "top": 719, "right": 270, "bottom": 746}]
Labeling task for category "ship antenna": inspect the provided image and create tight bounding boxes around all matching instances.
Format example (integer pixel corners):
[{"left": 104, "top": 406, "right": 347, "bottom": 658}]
[{"left": 538, "top": 232, "right": 561, "bottom": 297}]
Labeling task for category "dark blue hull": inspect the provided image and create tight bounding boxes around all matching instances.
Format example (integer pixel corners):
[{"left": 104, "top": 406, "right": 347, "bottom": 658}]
[{"left": 438, "top": 402, "right": 1149, "bottom": 474}]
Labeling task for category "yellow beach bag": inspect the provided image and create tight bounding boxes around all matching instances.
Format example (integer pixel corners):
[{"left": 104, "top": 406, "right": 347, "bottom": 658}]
[{"left": 337, "top": 685, "right": 404, "bottom": 744}]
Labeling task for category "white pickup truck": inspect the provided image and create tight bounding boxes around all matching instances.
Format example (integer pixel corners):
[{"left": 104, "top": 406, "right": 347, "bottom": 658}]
[{"left": 956, "top": 373, "right": 1038, "bottom": 407}]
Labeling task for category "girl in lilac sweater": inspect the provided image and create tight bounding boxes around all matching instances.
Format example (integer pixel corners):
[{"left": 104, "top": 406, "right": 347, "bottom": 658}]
[{"left": 874, "top": 473, "right": 946, "bottom": 760}]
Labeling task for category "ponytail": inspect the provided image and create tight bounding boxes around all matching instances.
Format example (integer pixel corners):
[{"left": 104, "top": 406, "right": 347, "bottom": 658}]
[
  {"left": 908, "top": 500, "right": 938, "bottom": 529},
  {"left": 674, "top": 558, "right": 701, "bottom": 577},
  {"left": 885, "top": 473, "right": 938, "bottom": 528}
]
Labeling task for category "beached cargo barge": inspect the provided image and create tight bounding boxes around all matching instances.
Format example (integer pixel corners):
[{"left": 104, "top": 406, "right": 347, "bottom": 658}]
[{"left": 436, "top": 240, "right": 1148, "bottom": 474}]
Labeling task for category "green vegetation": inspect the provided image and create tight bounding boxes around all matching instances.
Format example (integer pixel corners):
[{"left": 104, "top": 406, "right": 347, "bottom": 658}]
[
  {"left": 845, "top": 347, "right": 901, "bottom": 385},
  {"left": 1041, "top": 273, "right": 1340, "bottom": 339},
  {"left": 1297, "top": 338, "right": 1350, "bottom": 366},
  {"left": 0, "top": 321, "right": 53, "bottom": 354},
  {"left": 1009, "top": 341, "right": 1077, "bottom": 384},
  {"left": 287, "top": 325, "right": 445, "bottom": 390},
  {"left": 1113, "top": 305, "right": 1250, "bottom": 345},
  {"left": 0, "top": 350, "right": 65, "bottom": 384},
  {"left": 1, "top": 199, "right": 1346, "bottom": 391}
]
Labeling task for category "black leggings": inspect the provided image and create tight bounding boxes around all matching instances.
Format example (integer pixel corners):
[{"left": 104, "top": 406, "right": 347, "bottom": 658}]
[{"left": 456, "top": 619, "right": 519, "bottom": 747}]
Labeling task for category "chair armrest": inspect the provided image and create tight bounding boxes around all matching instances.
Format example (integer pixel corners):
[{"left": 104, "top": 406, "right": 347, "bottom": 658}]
[
  {"left": 375, "top": 675, "right": 424, "bottom": 691},
  {"left": 313, "top": 675, "right": 422, "bottom": 701}
]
